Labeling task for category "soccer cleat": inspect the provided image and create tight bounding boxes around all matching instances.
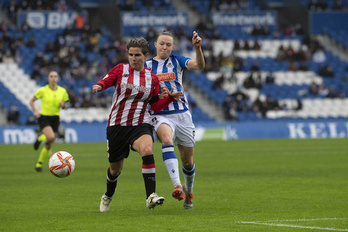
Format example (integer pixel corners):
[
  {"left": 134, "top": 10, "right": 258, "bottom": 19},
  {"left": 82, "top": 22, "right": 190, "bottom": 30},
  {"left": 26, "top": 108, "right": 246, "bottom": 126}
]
[
  {"left": 183, "top": 185, "right": 193, "bottom": 210},
  {"left": 172, "top": 185, "right": 185, "bottom": 201},
  {"left": 146, "top": 193, "right": 165, "bottom": 209},
  {"left": 100, "top": 194, "right": 112, "bottom": 212},
  {"left": 35, "top": 166, "right": 43, "bottom": 172},
  {"left": 33, "top": 138, "right": 41, "bottom": 150}
]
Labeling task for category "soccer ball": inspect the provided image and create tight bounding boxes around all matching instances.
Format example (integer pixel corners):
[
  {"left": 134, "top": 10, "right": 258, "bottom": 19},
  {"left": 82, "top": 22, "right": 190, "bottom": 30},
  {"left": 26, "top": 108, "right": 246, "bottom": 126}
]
[{"left": 48, "top": 151, "right": 75, "bottom": 178}]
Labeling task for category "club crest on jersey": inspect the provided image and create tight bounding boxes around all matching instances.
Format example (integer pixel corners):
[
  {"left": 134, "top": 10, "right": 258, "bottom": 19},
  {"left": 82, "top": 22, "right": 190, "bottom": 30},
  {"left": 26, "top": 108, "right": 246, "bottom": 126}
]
[
  {"left": 146, "top": 76, "right": 151, "bottom": 83},
  {"left": 167, "top": 63, "right": 173, "bottom": 68}
]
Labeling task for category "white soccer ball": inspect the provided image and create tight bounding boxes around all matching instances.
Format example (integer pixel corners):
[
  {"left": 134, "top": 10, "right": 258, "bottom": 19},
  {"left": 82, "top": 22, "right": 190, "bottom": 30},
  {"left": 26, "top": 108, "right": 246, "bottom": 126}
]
[{"left": 48, "top": 151, "right": 75, "bottom": 178}]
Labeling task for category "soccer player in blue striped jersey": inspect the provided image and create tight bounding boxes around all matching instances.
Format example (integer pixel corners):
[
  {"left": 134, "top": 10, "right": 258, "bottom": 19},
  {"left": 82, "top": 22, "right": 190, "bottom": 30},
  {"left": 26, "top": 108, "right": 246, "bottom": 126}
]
[{"left": 145, "top": 30, "right": 205, "bottom": 209}]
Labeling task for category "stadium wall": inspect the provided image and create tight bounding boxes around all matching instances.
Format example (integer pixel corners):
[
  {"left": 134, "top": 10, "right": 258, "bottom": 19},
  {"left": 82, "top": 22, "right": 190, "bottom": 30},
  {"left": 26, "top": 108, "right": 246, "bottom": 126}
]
[{"left": 1, "top": 120, "right": 347, "bottom": 144}]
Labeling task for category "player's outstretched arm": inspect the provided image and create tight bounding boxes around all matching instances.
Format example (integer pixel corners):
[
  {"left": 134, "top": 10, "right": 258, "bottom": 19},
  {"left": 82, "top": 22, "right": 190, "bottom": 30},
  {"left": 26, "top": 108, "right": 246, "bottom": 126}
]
[
  {"left": 187, "top": 31, "right": 205, "bottom": 70},
  {"left": 92, "top": 84, "right": 102, "bottom": 95}
]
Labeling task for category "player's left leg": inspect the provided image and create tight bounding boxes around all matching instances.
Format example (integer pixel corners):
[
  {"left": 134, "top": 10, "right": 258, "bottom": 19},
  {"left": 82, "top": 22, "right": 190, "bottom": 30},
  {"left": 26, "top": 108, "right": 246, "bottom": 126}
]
[
  {"left": 175, "top": 111, "right": 195, "bottom": 209},
  {"left": 133, "top": 133, "right": 165, "bottom": 209},
  {"left": 179, "top": 145, "right": 195, "bottom": 209},
  {"left": 35, "top": 126, "right": 56, "bottom": 172}
]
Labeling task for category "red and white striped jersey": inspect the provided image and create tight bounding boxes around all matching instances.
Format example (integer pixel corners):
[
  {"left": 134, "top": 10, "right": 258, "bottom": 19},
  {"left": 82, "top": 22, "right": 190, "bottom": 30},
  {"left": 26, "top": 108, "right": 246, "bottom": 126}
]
[{"left": 94, "top": 63, "right": 173, "bottom": 127}]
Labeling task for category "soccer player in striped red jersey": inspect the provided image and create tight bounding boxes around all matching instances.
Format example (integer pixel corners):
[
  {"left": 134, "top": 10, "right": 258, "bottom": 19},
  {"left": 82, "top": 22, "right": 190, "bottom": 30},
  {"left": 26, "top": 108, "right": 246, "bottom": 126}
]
[
  {"left": 92, "top": 37, "right": 184, "bottom": 212},
  {"left": 145, "top": 30, "right": 205, "bottom": 209}
]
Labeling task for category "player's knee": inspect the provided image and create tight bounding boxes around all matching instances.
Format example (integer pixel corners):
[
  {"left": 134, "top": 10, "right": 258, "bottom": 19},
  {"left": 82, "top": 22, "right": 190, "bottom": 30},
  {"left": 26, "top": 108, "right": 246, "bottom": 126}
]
[
  {"left": 46, "top": 135, "right": 55, "bottom": 143},
  {"left": 110, "top": 167, "right": 121, "bottom": 176},
  {"left": 182, "top": 160, "right": 194, "bottom": 169},
  {"left": 159, "top": 134, "right": 173, "bottom": 145},
  {"left": 142, "top": 144, "right": 153, "bottom": 156}
]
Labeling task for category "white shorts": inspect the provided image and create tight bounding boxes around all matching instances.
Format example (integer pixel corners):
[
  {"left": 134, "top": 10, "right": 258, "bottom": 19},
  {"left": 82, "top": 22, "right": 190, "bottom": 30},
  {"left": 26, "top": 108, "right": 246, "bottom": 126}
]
[{"left": 152, "top": 111, "right": 195, "bottom": 147}]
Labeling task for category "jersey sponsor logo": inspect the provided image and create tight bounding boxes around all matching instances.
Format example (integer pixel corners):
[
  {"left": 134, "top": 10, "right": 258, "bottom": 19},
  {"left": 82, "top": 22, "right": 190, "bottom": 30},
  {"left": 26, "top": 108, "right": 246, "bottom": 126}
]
[
  {"left": 121, "top": 83, "right": 151, "bottom": 93},
  {"left": 157, "top": 72, "right": 175, "bottom": 82}
]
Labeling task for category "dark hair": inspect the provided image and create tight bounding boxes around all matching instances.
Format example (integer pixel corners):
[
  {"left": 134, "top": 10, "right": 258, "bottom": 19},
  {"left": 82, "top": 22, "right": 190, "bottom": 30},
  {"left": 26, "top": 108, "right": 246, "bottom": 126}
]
[
  {"left": 127, "top": 37, "right": 149, "bottom": 55},
  {"left": 156, "top": 30, "right": 174, "bottom": 41}
]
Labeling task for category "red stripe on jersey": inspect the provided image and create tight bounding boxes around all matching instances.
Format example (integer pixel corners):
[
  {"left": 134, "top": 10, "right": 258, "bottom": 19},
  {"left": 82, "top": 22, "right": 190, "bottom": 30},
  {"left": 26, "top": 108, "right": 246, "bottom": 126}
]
[
  {"left": 127, "top": 69, "right": 145, "bottom": 126},
  {"left": 115, "top": 66, "right": 133, "bottom": 125},
  {"left": 137, "top": 70, "right": 148, "bottom": 124}
]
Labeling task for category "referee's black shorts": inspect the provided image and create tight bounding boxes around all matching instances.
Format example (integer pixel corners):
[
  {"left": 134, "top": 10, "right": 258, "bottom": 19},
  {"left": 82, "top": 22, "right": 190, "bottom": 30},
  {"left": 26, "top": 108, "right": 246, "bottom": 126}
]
[
  {"left": 38, "top": 115, "right": 60, "bottom": 132},
  {"left": 106, "top": 123, "right": 154, "bottom": 163}
]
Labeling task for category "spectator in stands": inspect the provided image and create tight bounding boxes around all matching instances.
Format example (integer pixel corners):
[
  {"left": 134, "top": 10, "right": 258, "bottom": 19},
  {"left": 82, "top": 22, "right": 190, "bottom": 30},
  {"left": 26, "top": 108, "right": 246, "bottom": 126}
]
[
  {"left": 276, "top": 45, "right": 286, "bottom": 61},
  {"left": 29, "top": 71, "right": 69, "bottom": 172},
  {"left": 318, "top": 64, "right": 334, "bottom": 77},
  {"left": 242, "top": 40, "right": 250, "bottom": 50},
  {"left": 298, "top": 61, "right": 308, "bottom": 71},
  {"left": 7, "top": 104, "right": 20, "bottom": 125},
  {"left": 312, "top": 48, "right": 326, "bottom": 63},
  {"left": 308, "top": 0, "right": 319, "bottom": 10},
  {"left": 243, "top": 72, "right": 256, "bottom": 89},
  {"left": 326, "top": 86, "right": 337, "bottom": 98},
  {"left": 233, "top": 40, "right": 241, "bottom": 51},
  {"left": 74, "top": 12, "right": 86, "bottom": 30},
  {"left": 213, "top": 73, "right": 226, "bottom": 90},
  {"left": 230, "top": 88, "right": 248, "bottom": 111},
  {"left": 31, "top": 65, "right": 42, "bottom": 81},
  {"left": 250, "top": 61, "right": 260, "bottom": 72},
  {"left": 294, "top": 98, "right": 303, "bottom": 111},
  {"left": 7, "top": 0, "right": 18, "bottom": 23},
  {"left": 265, "top": 71, "right": 275, "bottom": 84},
  {"left": 57, "top": 0, "right": 68, "bottom": 12},
  {"left": 318, "top": 84, "right": 329, "bottom": 96},
  {"left": 338, "top": 75, "right": 348, "bottom": 93},
  {"left": 26, "top": 115, "right": 37, "bottom": 125},
  {"left": 288, "top": 60, "right": 299, "bottom": 71},
  {"left": 308, "top": 81, "right": 319, "bottom": 95},
  {"left": 232, "top": 55, "right": 243, "bottom": 72},
  {"left": 253, "top": 40, "right": 261, "bottom": 51},
  {"left": 317, "top": 0, "right": 328, "bottom": 10},
  {"left": 333, "top": 0, "right": 344, "bottom": 10},
  {"left": 26, "top": 35, "right": 36, "bottom": 48},
  {"left": 222, "top": 95, "right": 238, "bottom": 121},
  {"left": 251, "top": 24, "right": 264, "bottom": 36}
]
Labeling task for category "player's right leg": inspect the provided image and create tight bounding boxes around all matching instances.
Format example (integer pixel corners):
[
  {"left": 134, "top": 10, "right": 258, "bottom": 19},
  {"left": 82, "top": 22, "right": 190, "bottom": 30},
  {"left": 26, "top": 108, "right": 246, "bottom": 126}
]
[
  {"left": 35, "top": 126, "right": 55, "bottom": 172},
  {"left": 156, "top": 123, "right": 184, "bottom": 201},
  {"left": 100, "top": 161, "right": 123, "bottom": 212}
]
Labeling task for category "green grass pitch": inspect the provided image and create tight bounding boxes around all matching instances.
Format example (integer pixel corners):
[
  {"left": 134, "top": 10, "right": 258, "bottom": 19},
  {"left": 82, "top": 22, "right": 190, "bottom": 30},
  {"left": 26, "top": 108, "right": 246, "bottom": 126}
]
[{"left": 1, "top": 139, "right": 348, "bottom": 231}]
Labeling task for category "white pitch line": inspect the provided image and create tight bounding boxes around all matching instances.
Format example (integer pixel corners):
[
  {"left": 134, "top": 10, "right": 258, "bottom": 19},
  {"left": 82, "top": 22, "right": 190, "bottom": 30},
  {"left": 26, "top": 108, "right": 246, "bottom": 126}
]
[
  {"left": 262, "top": 218, "right": 348, "bottom": 223},
  {"left": 237, "top": 218, "right": 348, "bottom": 232}
]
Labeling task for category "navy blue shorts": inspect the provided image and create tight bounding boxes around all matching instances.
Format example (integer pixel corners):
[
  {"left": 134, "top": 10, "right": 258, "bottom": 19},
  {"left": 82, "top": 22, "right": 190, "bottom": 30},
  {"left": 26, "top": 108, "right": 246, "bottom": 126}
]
[{"left": 106, "top": 123, "right": 154, "bottom": 163}]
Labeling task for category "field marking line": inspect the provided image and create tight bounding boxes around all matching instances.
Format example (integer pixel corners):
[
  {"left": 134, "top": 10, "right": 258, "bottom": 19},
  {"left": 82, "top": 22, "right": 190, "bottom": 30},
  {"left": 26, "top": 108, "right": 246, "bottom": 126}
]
[{"left": 237, "top": 218, "right": 348, "bottom": 232}]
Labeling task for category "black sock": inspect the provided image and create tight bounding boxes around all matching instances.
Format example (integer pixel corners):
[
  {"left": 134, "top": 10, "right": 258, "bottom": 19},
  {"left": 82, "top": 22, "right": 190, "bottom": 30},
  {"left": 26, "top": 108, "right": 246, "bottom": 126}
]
[
  {"left": 105, "top": 168, "right": 119, "bottom": 198},
  {"left": 142, "top": 155, "right": 156, "bottom": 198}
]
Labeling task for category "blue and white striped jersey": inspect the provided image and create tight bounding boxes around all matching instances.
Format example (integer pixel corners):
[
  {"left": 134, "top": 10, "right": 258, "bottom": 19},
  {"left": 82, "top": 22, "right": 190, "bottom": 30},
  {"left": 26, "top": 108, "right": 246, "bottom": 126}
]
[{"left": 145, "top": 54, "right": 191, "bottom": 115}]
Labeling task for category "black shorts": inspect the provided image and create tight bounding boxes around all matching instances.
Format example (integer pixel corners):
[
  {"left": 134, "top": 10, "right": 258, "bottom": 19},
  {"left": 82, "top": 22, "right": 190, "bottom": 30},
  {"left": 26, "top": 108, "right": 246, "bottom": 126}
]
[
  {"left": 106, "top": 123, "right": 154, "bottom": 163},
  {"left": 38, "top": 115, "right": 60, "bottom": 132}
]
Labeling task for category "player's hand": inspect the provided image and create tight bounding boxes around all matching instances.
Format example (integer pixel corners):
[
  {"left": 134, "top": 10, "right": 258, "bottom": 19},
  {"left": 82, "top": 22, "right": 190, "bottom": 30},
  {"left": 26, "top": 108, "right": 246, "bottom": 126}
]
[
  {"left": 192, "top": 31, "right": 202, "bottom": 48},
  {"left": 168, "top": 89, "right": 184, "bottom": 103},
  {"left": 59, "top": 102, "right": 67, "bottom": 109},
  {"left": 92, "top": 85, "right": 102, "bottom": 94},
  {"left": 33, "top": 110, "right": 40, "bottom": 119},
  {"left": 159, "top": 85, "right": 169, "bottom": 99}
]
